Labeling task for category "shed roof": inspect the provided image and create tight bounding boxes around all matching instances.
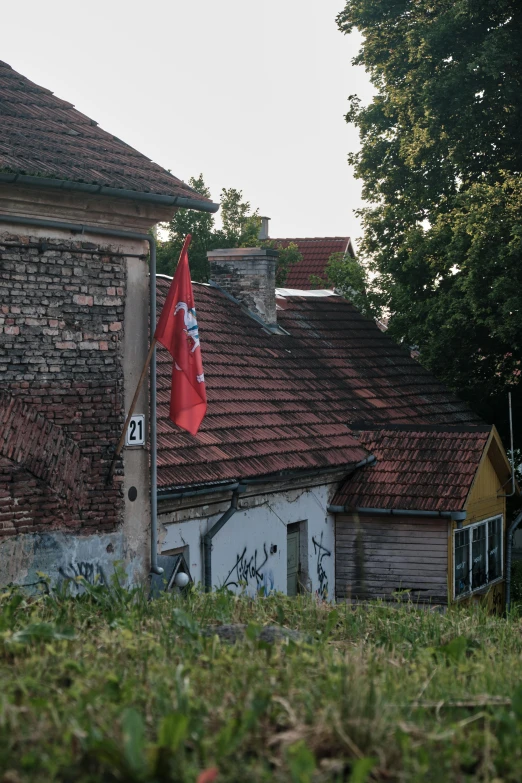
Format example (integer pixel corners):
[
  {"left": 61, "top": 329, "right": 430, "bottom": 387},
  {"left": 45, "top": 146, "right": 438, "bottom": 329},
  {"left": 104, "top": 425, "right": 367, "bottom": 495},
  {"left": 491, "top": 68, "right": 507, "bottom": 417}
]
[
  {"left": 0, "top": 61, "right": 208, "bottom": 205},
  {"left": 156, "top": 283, "right": 480, "bottom": 491},
  {"left": 332, "top": 426, "right": 491, "bottom": 512},
  {"left": 271, "top": 237, "right": 352, "bottom": 289}
]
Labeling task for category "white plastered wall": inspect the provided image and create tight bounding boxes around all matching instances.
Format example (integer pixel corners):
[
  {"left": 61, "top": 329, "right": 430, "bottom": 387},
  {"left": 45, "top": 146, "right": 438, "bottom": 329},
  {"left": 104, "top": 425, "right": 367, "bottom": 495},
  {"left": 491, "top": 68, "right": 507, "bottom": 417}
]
[{"left": 159, "top": 483, "right": 336, "bottom": 600}]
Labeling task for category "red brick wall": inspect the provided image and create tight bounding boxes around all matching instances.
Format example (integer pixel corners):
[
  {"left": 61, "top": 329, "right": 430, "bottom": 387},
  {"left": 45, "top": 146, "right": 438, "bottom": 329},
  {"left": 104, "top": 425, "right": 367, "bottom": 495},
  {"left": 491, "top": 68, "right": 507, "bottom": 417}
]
[{"left": 0, "top": 234, "right": 127, "bottom": 535}]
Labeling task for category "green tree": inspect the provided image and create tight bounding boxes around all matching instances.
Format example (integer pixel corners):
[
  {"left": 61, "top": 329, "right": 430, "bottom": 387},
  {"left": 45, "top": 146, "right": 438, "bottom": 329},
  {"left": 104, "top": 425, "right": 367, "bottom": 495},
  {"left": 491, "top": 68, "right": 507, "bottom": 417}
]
[
  {"left": 157, "top": 176, "right": 302, "bottom": 286},
  {"left": 157, "top": 175, "right": 215, "bottom": 280},
  {"left": 262, "top": 240, "right": 303, "bottom": 287},
  {"left": 310, "top": 251, "right": 378, "bottom": 318},
  {"left": 338, "top": 0, "right": 522, "bottom": 445}
]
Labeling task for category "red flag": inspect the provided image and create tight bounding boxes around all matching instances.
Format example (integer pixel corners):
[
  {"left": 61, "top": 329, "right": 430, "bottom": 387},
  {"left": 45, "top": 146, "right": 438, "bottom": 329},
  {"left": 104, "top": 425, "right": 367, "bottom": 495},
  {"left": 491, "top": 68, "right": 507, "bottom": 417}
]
[{"left": 155, "top": 235, "right": 207, "bottom": 435}]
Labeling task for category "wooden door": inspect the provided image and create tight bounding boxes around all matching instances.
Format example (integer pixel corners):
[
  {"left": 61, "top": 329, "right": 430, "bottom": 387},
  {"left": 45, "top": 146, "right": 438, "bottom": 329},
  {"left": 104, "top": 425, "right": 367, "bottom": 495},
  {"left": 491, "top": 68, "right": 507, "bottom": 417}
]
[{"left": 287, "top": 528, "right": 300, "bottom": 597}]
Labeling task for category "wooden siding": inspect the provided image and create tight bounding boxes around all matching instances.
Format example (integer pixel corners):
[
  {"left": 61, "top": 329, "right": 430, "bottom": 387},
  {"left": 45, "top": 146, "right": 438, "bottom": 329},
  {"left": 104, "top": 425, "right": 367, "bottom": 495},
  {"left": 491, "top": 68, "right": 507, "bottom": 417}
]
[
  {"left": 465, "top": 454, "right": 506, "bottom": 525},
  {"left": 336, "top": 514, "right": 449, "bottom": 604}
]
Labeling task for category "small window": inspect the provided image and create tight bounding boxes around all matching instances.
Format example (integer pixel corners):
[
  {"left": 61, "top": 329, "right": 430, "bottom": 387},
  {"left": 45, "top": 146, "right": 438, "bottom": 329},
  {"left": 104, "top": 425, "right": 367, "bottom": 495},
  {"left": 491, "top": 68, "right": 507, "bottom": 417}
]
[
  {"left": 454, "top": 516, "right": 503, "bottom": 599},
  {"left": 488, "top": 517, "right": 502, "bottom": 582},
  {"left": 455, "top": 529, "right": 470, "bottom": 597},
  {"left": 471, "top": 524, "right": 487, "bottom": 590}
]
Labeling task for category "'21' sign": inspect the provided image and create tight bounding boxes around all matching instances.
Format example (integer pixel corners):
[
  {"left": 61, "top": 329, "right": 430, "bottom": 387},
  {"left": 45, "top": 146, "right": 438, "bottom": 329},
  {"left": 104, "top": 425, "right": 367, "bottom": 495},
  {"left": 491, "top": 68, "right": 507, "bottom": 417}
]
[{"left": 125, "top": 414, "right": 146, "bottom": 446}]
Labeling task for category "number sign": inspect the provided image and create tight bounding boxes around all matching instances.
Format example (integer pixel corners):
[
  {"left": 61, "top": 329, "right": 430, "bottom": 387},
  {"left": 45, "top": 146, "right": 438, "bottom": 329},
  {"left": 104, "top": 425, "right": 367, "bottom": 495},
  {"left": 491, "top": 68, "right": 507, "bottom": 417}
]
[{"left": 125, "top": 414, "right": 146, "bottom": 446}]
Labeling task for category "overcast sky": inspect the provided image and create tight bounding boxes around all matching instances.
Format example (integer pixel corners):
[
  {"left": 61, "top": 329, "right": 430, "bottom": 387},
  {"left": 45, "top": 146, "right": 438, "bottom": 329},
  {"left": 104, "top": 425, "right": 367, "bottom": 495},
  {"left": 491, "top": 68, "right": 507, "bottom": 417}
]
[{"left": 3, "top": 0, "right": 373, "bottom": 242}]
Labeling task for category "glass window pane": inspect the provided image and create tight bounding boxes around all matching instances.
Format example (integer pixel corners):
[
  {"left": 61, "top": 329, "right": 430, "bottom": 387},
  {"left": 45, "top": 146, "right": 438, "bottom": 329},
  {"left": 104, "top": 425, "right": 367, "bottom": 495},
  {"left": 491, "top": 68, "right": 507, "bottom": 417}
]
[
  {"left": 472, "top": 523, "right": 487, "bottom": 590},
  {"left": 488, "top": 517, "right": 502, "bottom": 582},
  {"left": 455, "top": 529, "right": 470, "bottom": 596}
]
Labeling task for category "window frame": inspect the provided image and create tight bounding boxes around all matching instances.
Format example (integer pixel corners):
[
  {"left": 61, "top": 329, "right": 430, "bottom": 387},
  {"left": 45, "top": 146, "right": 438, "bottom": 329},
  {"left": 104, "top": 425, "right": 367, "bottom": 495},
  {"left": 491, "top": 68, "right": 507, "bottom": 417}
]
[{"left": 452, "top": 515, "right": 503, "bottom": 600}]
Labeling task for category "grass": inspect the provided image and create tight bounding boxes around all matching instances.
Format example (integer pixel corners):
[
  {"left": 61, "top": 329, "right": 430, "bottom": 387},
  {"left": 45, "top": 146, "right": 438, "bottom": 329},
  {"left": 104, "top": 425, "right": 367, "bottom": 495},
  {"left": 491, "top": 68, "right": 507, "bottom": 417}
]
[{"left": 2, "top": 573, "right": 522, "bottom": 782}]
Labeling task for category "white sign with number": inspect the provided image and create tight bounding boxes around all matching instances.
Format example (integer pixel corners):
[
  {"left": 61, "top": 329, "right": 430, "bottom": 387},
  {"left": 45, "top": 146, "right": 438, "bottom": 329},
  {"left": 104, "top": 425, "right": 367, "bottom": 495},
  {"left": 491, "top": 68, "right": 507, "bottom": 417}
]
[{"left": 125, "top": 414, "right": 146, "bottom": 446}]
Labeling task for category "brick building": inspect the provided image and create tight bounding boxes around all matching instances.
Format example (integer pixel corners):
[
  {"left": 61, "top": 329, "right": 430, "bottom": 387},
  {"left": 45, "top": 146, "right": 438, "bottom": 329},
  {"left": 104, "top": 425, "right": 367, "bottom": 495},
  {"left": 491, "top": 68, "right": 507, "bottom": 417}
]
[{"left": 0, "top": 61, "right": 216, "bottom": 587}]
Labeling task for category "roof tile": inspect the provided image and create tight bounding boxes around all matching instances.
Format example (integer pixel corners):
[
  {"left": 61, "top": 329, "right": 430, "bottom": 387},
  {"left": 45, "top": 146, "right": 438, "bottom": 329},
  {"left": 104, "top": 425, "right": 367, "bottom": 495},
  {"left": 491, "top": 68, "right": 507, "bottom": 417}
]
[
  {"left": 333, "top": 427, "right": 490, "bottom": 512},
  {"left": 156, "top": 281, "right": 481, "bottom": 491},
  {"left": 271, "top": 237, "right": 351, "bottom": 289},
  {"left": 0, "top": 61, "right": 208, "bottom": 203}
]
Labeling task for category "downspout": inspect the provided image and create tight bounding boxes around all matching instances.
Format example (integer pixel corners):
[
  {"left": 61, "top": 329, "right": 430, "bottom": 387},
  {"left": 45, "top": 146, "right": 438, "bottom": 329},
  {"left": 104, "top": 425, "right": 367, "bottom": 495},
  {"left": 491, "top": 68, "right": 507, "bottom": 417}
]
[
  {"left": 0, "top": 211, "right": 211, "bottom": 576},
  {"left": 203, "top": 491, "right": 242, "bottom": 592},
  {"left": 506, "top": 510, "right": 522, "bottom": 612}
]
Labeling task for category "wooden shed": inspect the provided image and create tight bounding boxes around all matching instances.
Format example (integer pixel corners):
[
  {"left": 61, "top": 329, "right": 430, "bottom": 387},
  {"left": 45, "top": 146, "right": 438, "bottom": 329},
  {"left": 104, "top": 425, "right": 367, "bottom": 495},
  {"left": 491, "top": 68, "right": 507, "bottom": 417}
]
[{"left": 330, "top": 425, "right": 513, "bottom": 610}]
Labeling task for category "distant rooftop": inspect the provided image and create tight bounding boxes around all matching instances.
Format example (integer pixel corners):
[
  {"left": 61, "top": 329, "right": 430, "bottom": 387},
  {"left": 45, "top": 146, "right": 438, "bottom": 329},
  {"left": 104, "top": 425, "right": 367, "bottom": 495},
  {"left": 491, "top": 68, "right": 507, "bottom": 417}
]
[
  {"left": 0, "top": 61, "right": 213, "bottom": 206},
  {"left": 271, "top": 237, "right": 354, "bottom": 289}
]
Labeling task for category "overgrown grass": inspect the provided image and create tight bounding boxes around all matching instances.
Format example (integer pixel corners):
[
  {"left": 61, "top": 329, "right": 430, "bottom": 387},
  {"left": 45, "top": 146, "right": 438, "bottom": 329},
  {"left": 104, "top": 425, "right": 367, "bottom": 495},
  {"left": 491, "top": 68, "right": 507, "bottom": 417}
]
[{"left": 2, "top": 574, "right": 522, "bottom": 782}]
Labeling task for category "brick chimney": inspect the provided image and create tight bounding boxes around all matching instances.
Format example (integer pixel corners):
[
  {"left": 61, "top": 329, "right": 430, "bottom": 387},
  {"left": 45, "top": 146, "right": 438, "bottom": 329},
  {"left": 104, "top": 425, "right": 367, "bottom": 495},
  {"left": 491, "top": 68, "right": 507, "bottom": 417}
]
[{"left": 207, "top": 247, "right": 278, "bottom": 325}]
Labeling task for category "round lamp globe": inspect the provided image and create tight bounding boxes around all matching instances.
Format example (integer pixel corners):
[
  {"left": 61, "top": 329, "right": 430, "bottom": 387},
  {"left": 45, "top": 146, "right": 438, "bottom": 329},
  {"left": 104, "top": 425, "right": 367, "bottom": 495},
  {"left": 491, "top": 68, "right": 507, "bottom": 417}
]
[{"left": 174, "top": 572, "right": 190, "bottom": 588}]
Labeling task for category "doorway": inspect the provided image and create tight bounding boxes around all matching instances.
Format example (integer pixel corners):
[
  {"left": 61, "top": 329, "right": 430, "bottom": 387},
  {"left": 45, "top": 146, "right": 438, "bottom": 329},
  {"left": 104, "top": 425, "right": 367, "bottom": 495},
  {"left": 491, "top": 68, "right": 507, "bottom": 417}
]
[{"left": 287, "top": 523, "right": 300, "bottom": 597}]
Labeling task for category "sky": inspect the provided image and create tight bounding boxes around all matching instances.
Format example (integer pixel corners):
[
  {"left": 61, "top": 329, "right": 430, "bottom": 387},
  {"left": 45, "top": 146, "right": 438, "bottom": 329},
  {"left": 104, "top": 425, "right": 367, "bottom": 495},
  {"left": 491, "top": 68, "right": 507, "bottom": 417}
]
[{"left": 3, "top": 0, "right": 374, "bottom": 242}]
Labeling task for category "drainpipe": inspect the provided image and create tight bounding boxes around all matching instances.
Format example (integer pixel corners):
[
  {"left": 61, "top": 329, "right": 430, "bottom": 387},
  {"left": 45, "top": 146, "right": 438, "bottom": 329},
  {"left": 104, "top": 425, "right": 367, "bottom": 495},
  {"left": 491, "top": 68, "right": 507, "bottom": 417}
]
[
  {"left": 506, "top": 510, "right": 522, "bottom": 612},
  {"left": 203, "top": 491, "right": 242, "bottom": 592},
  {"left": 0, "top": 211, "right": 211, "bottom": 576},
  {"left": 327, "top": 504, "right": 467, "bottom": 525}
]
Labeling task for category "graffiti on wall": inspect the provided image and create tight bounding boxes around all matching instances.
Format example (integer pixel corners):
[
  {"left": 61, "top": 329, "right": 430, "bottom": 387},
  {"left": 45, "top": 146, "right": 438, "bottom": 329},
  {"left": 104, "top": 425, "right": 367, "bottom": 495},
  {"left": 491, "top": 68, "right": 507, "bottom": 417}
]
[
  {"left": 224, "top": 544, "right": 274, "bottom": 594},
  {"left": 58, "top": 561, "right": 106, "bottom": 590},
  {"left": 312, "top": 533, "right": 331, "bottom": 600}
]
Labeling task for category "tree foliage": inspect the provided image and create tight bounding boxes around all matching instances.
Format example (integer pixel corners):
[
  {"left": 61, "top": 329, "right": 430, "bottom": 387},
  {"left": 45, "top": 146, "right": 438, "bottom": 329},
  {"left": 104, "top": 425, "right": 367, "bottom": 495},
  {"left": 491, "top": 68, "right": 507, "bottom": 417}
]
[
  {"left": 157, "top": 176, "right": 301, "bottom": 286},
  {"left": 338, "top": 0, "right": 522, "bottom": 446},
  {"left": 310, "top": 252, "right": 378, "bottom": 319}
]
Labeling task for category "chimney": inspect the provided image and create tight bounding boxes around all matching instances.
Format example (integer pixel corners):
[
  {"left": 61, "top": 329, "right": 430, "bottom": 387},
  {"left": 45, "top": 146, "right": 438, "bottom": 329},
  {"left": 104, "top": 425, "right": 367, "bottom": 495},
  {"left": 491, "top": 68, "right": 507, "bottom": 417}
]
[
  {"left": 207, "top": 247, "right": 278, "bottom": 325},
  {"left": 258, "top": 216, "right": 270, "bottom": 241}
]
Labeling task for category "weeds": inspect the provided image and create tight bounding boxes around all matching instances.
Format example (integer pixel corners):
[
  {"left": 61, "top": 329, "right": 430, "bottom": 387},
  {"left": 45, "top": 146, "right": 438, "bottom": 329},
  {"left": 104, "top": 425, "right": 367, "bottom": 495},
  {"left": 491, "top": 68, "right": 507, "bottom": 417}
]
[{"left": 1, "top": 581, "right": 522, "bottom": 781}]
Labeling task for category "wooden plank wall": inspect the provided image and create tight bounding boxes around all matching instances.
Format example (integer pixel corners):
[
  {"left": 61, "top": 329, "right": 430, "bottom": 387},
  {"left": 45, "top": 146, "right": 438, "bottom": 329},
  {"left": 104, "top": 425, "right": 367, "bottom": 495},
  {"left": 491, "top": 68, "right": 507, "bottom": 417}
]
[{"left": 335, "top": 514, "right": 449, "bottom": 604}]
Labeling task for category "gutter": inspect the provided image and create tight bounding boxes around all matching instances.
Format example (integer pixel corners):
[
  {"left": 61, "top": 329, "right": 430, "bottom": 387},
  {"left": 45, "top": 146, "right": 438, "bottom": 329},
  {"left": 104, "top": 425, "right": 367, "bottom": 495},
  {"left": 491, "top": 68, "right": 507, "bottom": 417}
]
[
  {"left": 327, "top": 504, "right": 467, "bottom": 524},
  {"left": 157, "top": 456, "right": 377, "bottom": 502},
  {"left": 0, "top": 173, "right": 219, "bottom": 213},
  {"left": 506, "top": 510, "right": 522, "bottom": 612},
  {"left": 0, "top": 208, "right": 209, "bottom": 577}
]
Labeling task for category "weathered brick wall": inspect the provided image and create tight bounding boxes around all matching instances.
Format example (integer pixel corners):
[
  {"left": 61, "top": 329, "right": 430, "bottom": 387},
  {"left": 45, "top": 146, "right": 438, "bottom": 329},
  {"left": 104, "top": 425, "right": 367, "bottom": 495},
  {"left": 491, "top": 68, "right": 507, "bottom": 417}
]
[{"left": 0, "top": 233, "right": 126, "bottom": 536}]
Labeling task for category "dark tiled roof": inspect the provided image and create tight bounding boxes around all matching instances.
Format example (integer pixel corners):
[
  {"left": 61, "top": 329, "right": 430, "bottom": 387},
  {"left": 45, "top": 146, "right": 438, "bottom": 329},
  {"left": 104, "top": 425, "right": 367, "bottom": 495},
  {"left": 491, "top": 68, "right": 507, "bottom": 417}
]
[
  {"left": 332, "top": 427, "right": 490, "bottom": 512},
  {"left": 0, "top": 61, "right": 207, "bottom": 203},
  {"left": 271, "top": 237, "right": 352, "bottom": 289},
  {"left": 156, "top": 284, "right": 479, "bottom": 490}
]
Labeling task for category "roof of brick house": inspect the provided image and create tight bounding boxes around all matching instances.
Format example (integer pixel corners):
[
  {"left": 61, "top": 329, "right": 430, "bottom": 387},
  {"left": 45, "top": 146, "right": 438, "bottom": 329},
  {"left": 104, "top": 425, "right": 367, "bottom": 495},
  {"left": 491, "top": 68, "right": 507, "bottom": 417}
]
[
  {"left": 270, "top": 237, "right": 354, "bottom": 289},
  {"left": 156, "top": 282, "right": 481, "bottom": 492},
  {"left": 0, "top": 61, "right": 209, "bottom": 205}
]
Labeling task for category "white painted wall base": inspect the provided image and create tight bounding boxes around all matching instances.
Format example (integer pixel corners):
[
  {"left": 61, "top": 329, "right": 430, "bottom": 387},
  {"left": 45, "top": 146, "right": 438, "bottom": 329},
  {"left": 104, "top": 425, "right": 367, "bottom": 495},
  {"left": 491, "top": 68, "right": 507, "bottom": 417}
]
[{"left": 159, "top": 484, "right": 336, "bottom": 600}]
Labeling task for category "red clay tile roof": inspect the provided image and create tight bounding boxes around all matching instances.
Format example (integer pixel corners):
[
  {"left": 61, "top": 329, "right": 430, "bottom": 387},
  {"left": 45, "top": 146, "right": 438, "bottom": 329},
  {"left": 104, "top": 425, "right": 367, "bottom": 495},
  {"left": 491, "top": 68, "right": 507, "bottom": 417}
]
[
  {"left": 332, "top": 426, "right": 491, "bottom": 512},
  {"left": 156, "top": 285, "right": 480, "bottom": 490},
  {"left": 0, "top": 61, "right": 207, "bottom": 203},
  {"left": 271, "top": 237, "right": 352, "bottom": 289}
]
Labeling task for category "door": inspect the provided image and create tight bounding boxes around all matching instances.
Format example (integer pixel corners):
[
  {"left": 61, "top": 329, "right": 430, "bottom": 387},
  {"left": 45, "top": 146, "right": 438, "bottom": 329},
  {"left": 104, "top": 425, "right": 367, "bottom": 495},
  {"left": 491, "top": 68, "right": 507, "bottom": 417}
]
[{"left": 287, "top": 526, "right": 300, "bottom": 597}]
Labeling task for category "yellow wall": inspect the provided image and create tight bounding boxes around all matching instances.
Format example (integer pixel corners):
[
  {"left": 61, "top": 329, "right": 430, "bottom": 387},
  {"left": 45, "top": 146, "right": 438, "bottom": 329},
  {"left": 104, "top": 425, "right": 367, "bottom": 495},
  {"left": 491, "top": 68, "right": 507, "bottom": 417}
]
[
  {"left": 447, "top": 433, "right": 508, "bottom": 610},
  {"left": 466, "top": 453, "right": 506, "bottom": 524}
]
